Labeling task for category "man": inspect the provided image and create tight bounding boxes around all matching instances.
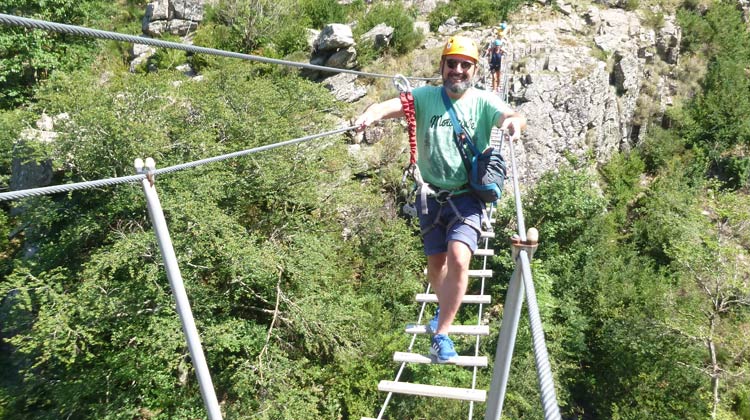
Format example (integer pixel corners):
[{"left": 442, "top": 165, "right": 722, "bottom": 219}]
[{"left": 354, "top": 36, "right": 526, "bottom": 363}]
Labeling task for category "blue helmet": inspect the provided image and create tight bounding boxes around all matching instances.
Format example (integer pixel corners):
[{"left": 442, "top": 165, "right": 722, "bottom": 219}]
[
  {"left": 500, "top": 22, "right": 507, "bottom": 30},
  {"left": 494, "top": 39, "right": 502, "bottom": 46}
]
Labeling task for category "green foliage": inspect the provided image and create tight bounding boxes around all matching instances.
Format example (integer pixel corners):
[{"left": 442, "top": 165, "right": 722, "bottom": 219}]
[
  {"left": 427, "top": 3, "right": 452, "bottom": 32},
  {"left": 630, "top": 163, "right": 702, "bottom": 265},
  {"left": 599, "top": 152, "right": 646, "bottom": 224},
  {"left": 0, "top": 110, "right": 31, "bottom": 191},
  {"left": 643, "top": 10, "right": 665, "bottom": 29},
  {"left": 3, "top": 1, "right": 750, "bottom": 419},
  {"left": 0, "top": 42, "right": 434, "bottom": 417},
  {"left": 719, "top": 155, "right": 750, "bottom": 190},
  {"left": 623, "top": 0, "right": 640, "bottom": 11},
  {"left": 639, "top": 125, "right": 686, "bottom": 173},
  {"left": 676, "top": 8, "right": 713, "bottom": 54},
  {"left": 299, "top": 0, "right": 349, "bottom": 28},
  {"left": 686, "top": 55, "right": 750, "bottom": 158},
  {"left": 428, "top": 0, "right": 525, "bottom": 31},
  {"left": 148, "top": 37, "right": 188, "bottom": 71},
  {"left": 196, "top": 0, "right": 360, "bottom": 61},
  {"left": 0, "top": 0, "right": 119, "bottom": 108},
  {"left": 677, "top": 1, "right": 750, "bottom": 189},
  {"left": 196, "top": 0, "right": 308, "bottom": 58},
  {"left": 523, "top": 167, "right": 607, "bottom": 255},
  {"left": 355, "top": 2, "right": 424, "bottom": 58}
]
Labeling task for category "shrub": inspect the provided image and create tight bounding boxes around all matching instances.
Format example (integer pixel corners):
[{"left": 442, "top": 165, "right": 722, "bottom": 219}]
[
  {"left": 624, "top": 0, "right": 640, "bottom": 11},
  {"left": 149, "top": 36, "right": 188, "bottom": 71},
  {"left": 299, "top": 0, "right": 349, "bottom": 29},
  {"left": 428, "top": 0, "right": 524, "bottom": 31},
  {"left": 719, "top": 155, "right": 750, "bottom": 190},
  {"left": 355, "top": 2, "right": 423, "bottom": 56},
  {"left": 0, "top": 0, "right": 116, "bottom": 108}
]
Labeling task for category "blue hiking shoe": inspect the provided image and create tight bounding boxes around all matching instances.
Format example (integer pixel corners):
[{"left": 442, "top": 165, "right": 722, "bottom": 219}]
[
  {"left": 427, "top": 307, "right": 440, "bottom": 334},
  {"left": 430, "top": 333, "right": 458, "bottom": 364}
]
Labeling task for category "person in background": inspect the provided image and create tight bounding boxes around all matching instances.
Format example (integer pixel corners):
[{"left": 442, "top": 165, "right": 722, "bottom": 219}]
[
  {"left": 496, "top": 21, "right": 508, "bottom": 38},
  {"left": 486, "top": 38, "right": 505, "bottom": 92},
  {"left": 354, "top": 35, "right": 526, "bottom": 363}
]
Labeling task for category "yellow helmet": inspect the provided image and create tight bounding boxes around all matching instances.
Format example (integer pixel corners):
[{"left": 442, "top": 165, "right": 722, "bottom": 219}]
[{"left": 441, "top": 36, "right": 479, "bottom": 62}]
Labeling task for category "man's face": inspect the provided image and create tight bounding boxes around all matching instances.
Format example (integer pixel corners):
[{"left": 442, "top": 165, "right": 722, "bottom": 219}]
[{"left": 441, "top": 55, "right": 476, "bottom": 94}]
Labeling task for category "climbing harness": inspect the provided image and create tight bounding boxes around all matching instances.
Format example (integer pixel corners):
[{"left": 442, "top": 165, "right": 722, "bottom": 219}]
[{"left": 417, "top": 191, "right": 483, "bottom": 239}]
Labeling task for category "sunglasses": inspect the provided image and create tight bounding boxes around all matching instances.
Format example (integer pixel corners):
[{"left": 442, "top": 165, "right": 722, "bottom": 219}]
[{"left": 446, "top": 59, "right": 474, "bottom": 70}]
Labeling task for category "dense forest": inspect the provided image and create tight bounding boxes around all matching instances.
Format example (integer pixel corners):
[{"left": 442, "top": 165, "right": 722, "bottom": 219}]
[{"left": 1, "top": 0, "right": 749, "bottom": 419}]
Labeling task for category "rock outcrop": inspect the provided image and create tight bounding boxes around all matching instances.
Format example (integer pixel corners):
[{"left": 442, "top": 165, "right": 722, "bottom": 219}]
[
  {"left": 142, "top": 0, "right": 205, "bottom": 37},
  {"left": 498, "top": 4, "right": 680, "bottom": 183}
]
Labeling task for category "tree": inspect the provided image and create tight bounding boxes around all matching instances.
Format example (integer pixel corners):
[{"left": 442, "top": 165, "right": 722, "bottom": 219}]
[{"left": 665, "top": 188, "right": 750, "bottom": 419}]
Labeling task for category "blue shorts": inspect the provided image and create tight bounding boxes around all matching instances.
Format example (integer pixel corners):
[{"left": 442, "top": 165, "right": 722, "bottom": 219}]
[{"left": 416, "top": 193, "right": 483, "bottom": 256}]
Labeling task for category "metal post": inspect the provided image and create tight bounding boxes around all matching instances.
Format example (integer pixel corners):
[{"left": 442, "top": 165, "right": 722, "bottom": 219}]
[
  {"left": 135, "top": 158, "right": 223, "bottom": 420},
  {"left": 484, "top": 263, "right": 524, "bottom": 420}
]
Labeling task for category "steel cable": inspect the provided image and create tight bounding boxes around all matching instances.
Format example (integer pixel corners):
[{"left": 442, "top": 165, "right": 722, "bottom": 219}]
[
  {"left": 0, "top": 14, "right": 439, "bottom": 82},
  {"left": 0, "top": 125, "right": 355, "bottom": 202}
]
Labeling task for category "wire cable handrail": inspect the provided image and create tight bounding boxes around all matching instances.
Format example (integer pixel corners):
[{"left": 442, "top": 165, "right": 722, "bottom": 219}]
[
  {"left": 505, "top": 138, "right": 561, "bottom": 420},
  {"left": 0, "top": 125, "right": 356, "bottom": 202},
  {"left": 0, "top": 14, "right": 440, "bottom": 82}
]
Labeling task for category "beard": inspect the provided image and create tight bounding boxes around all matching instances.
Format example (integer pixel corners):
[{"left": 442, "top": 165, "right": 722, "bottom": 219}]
[{"left": 444, "top": 76, "right": 472, "bottom": 94}]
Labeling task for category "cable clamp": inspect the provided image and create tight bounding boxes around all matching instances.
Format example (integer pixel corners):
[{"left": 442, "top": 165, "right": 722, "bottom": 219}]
[{"left": 510, "top": 228, "right": 539, "bottom": 260}]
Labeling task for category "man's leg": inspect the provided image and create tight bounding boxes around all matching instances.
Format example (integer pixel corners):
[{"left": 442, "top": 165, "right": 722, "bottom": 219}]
[
  {"left": 431, "top": 240, "right": 471, "bottom": 334},
  {"left": 426, "top": 252, "right": 447, "bottom": 303}
]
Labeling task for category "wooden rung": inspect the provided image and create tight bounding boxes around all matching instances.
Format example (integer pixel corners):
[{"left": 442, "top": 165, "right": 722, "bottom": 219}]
[
  {"left": 415, "top": 293, "right": 491, "bottom": 304},
  {"left": 422, "top": 269, "right": 492, "bottom": 278},
  {"left": 474, "top": 248, "right": 495, "bottom": 257},
  {"left": 393, "top": 351, "right": 488, "bottom": 367},
  {"left": 469, "top": 269, "right": 492, "bottom": 278},
  {"left": 405, "top": 324, "right": 489, "bottom": 336},
  {"left": 480, "top": 231, "right": 495, "bottom": 239},
  {"left": 377, "top": 380, "right": 487, "bottom": 402}
]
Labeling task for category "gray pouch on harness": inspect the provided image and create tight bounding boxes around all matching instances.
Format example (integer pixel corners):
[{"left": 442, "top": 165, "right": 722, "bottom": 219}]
[{"left": 469, "top": 147, "right": 507, "bottom": 203}]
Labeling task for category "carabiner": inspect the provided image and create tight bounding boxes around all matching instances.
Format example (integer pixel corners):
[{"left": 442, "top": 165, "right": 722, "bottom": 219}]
[{"left": 393, "top": 74, "right": 412, "bottom": 93}]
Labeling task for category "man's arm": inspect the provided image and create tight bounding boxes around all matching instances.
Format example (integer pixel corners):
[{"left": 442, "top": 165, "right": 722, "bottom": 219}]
[{"left": 354, "top": 97, "right": 405, "bottom": 132}]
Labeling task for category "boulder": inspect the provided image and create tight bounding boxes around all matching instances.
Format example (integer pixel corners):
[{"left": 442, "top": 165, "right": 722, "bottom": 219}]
[
  {"left": 142, "top": 0, "right": 204, "bottom": 36},
  {"left": 323, "top": 73, "right": 368, "bottom": 103},
  {"left": 324, "top": 46, "right": 358, "bottom": 69},
  {"left": 317, "top": 24, "right": 355, "bottom": 51},
  {"left": 361, "top": 24, "right": 394, "bottom": 49},
  {"left": 656, "top": 17, "right": 681, "bottom": 64}
]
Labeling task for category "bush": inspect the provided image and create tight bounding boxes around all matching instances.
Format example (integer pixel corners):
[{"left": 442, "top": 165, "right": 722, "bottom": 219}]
[
  {"left": 149, "top": 37, "right": 188, "bottom": 71},
  {"left": 427, "top": 0, "right": 524, "bottom": 31},
  {"left": 719, "top": 155, "right": 750, "bottom": 190},
  {"left": 0, "top": 0, "right": 116, "bottom": 108},
  {"left": 639, "top": 125, "right": 686, "bottom": 173},
  {"left": 356, "top": 2, "right": 423, "bottom": 56},
  {"left": 427, "top": 3, "right": 452, "bottom": 32},
  {"left": 299, "top": 0, "right": 349, "bottom": 29}
]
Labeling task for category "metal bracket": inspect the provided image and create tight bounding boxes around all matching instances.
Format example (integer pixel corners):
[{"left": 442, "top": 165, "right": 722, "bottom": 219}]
[
  {"left": 133, "top": 157, "right": 155, "bottom": 186},
  {"left": 510, "top": 228, "right": 539, "bottom": 260}
]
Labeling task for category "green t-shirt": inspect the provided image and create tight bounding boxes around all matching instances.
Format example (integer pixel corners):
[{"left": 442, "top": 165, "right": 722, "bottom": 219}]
[{"left": 412, "top": 86, "right": 513, "bottom": 190}]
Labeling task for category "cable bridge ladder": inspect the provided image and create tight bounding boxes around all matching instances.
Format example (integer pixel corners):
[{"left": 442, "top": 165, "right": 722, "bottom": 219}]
[{"left": 361, "top": 206, "right": 499, "bottom": 420}]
